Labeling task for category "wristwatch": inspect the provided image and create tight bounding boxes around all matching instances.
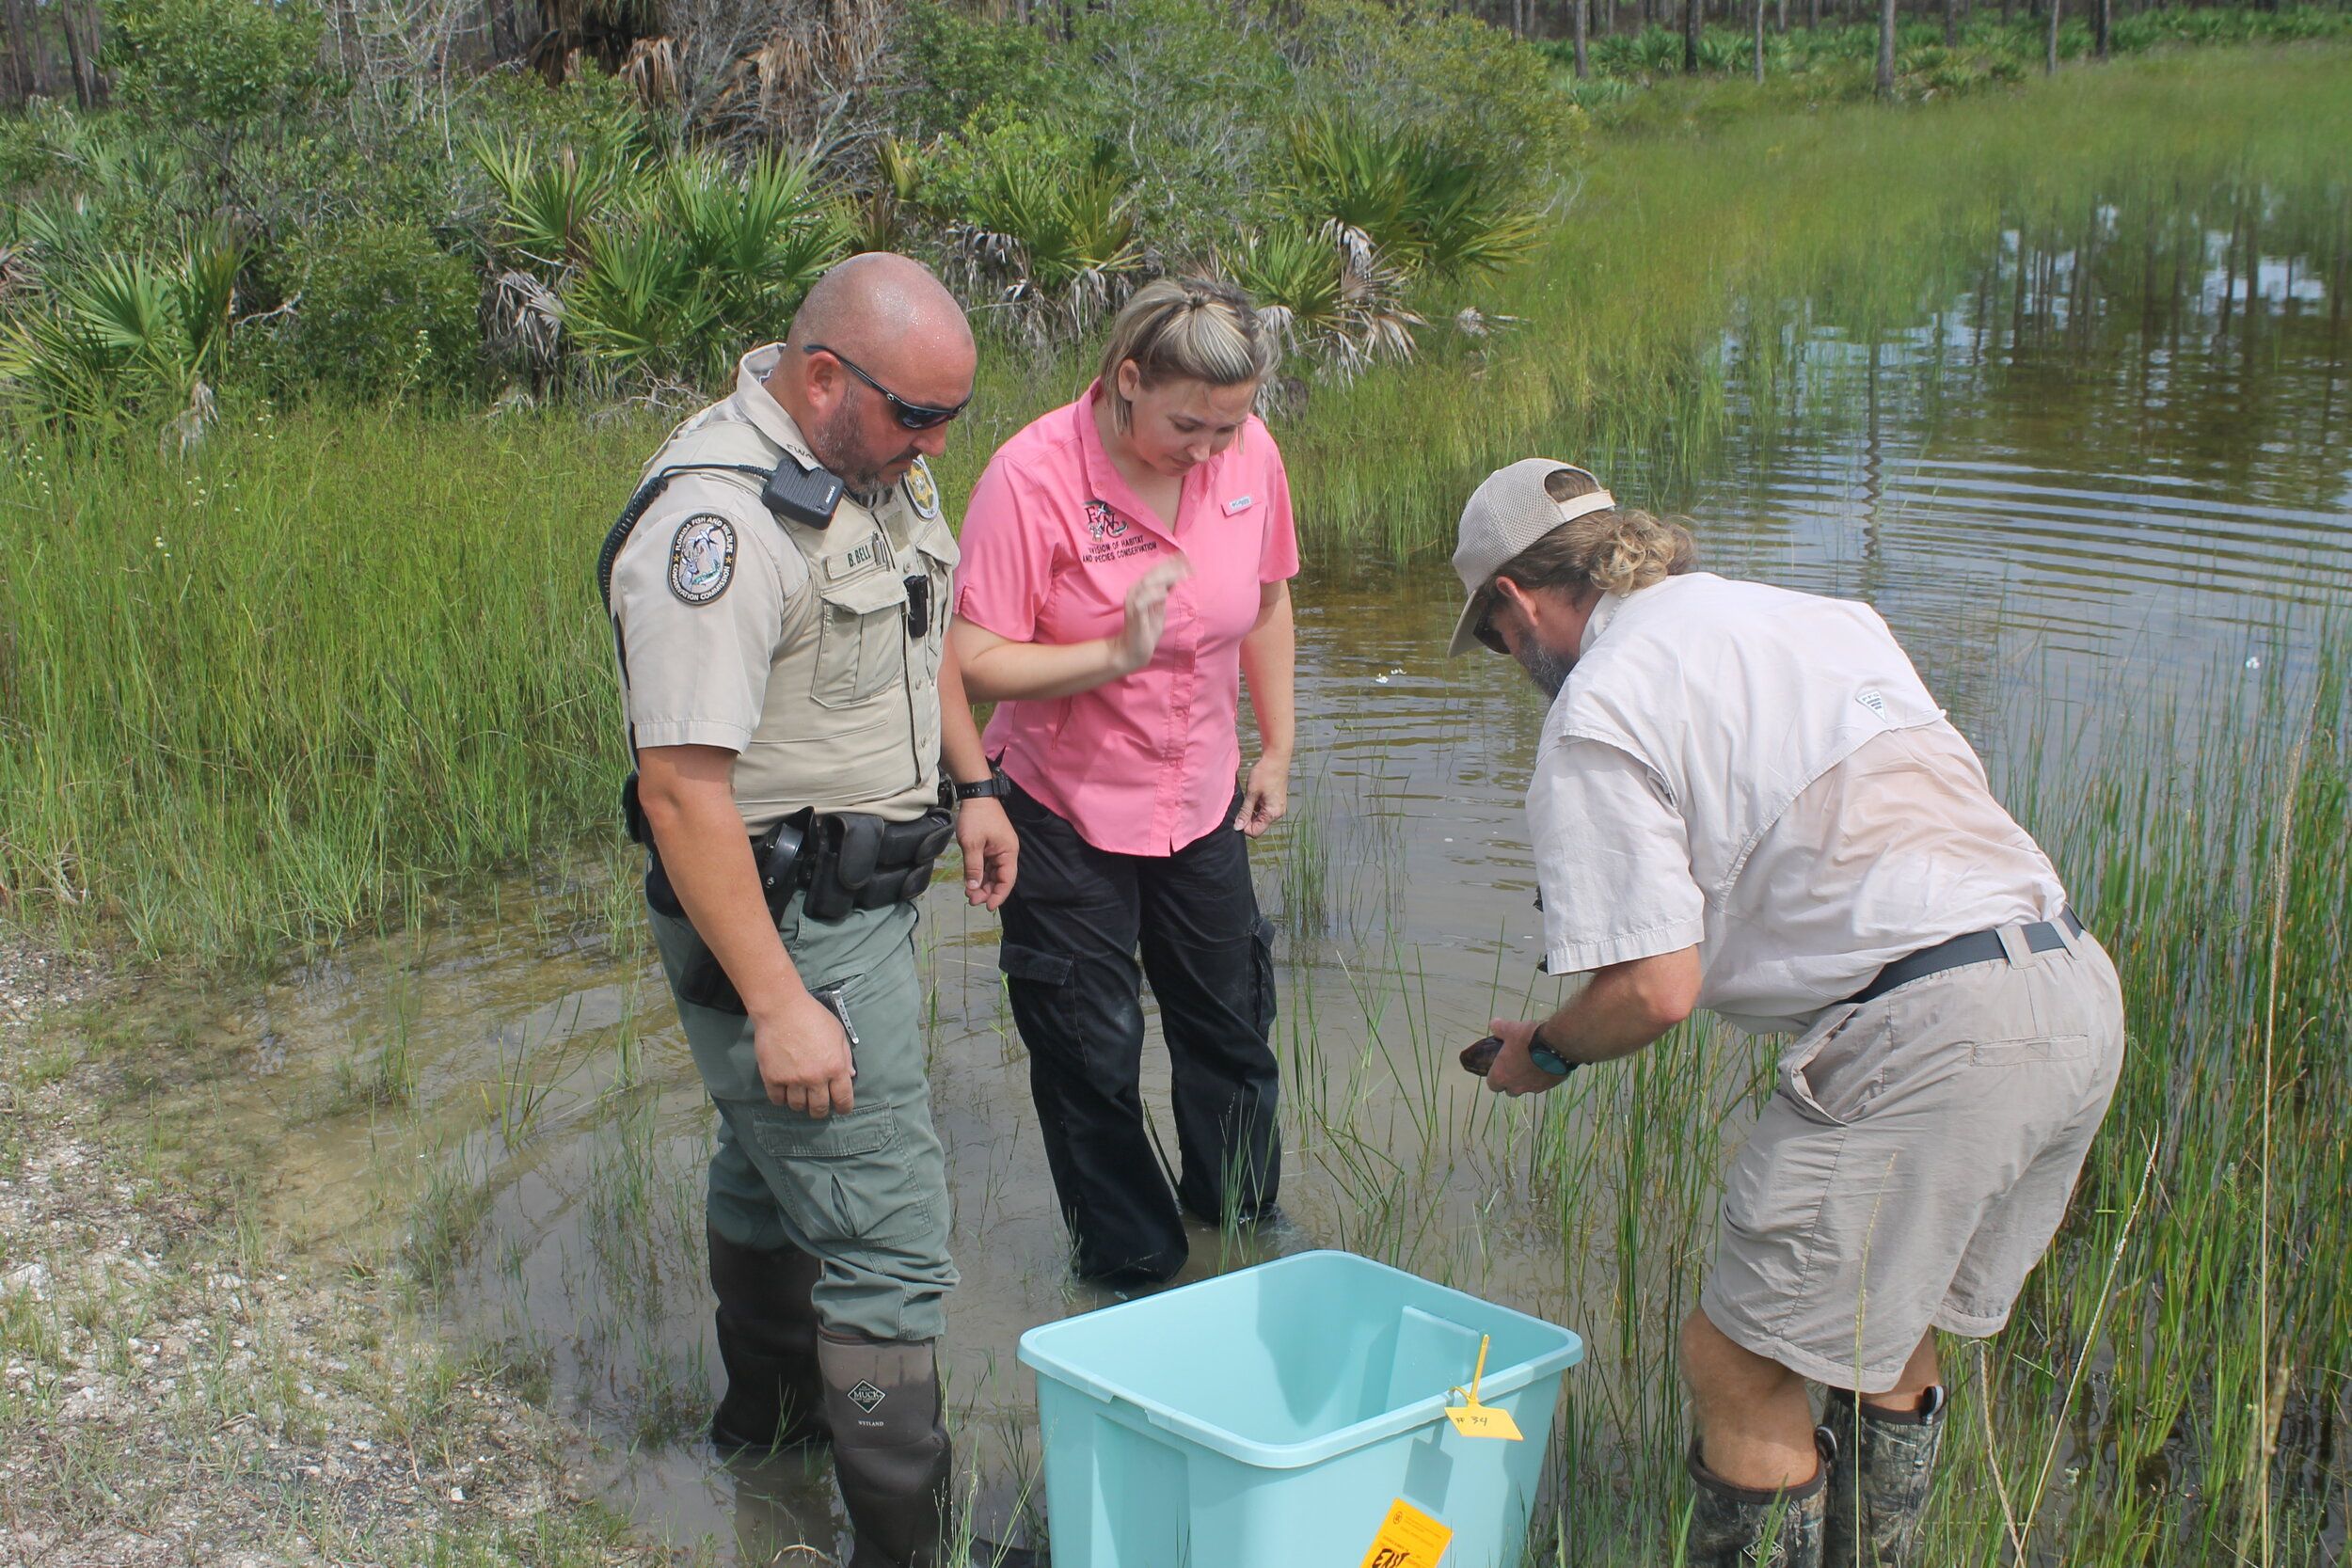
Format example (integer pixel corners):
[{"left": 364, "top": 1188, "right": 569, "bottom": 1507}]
[
  {"left": 1528, "top": 1022, "right": 1577, "bottom": 1078},
  {"left": 953, "top": 768, "right": 1009, "bottom": 801}
]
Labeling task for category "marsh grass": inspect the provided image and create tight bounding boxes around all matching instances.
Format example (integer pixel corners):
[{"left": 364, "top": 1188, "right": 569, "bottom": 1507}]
[{"left": 5, "top": 48, "right": 2347, "bottom": 964}]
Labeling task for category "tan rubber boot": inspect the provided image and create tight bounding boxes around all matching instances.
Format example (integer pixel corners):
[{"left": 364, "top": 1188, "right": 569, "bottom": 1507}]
[{"left": 819, "top": 1332, "right": 952, "bottom": 1568}]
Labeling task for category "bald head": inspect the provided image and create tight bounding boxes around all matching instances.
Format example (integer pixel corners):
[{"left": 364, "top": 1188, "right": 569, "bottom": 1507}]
[
  {"left": 787, "top": 252, "right": 972, "bottom": 363},
  {"left": 770, "top": 253, "right": 977, "bottom": 492}
]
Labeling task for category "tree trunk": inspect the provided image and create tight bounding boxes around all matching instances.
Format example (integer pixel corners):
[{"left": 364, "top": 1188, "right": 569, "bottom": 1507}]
[
  {"left": 1, "top": 0, "right": 42, "bottom": 104},
  {"left": 2044, "top": 0, "right": 2059, "bottom": 72},
  {"left": 1754, "top": 0, "right": 1766, "bottom": 77},
  {"left": 1685, "top": 0, "right": 1701, "bottom": 71},
  {"left": 2093, "top": 0, "right": 2110, "bottom": 56},
  {"left": 59, "top": 0, "right": 103, "bottom": 105},
  {"left": 1876, "top": 0, "right": 1896, "bottom": 95},
  {"left": 1945, "top": 0, "right": 1958, "bottom": 45},
  {"left": 1574, "top": 0, "right": 1590, "bottom": 76}
]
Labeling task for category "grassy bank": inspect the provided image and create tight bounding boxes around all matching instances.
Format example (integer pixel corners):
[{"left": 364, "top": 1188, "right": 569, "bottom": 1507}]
[{"left": 4, "top": 43, "right": 2349, "bottom": 967}]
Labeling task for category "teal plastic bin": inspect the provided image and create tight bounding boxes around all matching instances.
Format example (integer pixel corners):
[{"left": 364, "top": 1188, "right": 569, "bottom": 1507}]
[{"left": 1016, "top": 1250, "right": 1583, "bottom": 1567}]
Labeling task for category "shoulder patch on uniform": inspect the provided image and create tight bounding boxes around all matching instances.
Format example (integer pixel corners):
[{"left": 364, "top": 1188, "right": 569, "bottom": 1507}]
[
  {"left": 668, "top": 515, "right": 738, "bottom": 605},
  {"left": 902, "top": 457, "right": 942, "bottom": 521}
]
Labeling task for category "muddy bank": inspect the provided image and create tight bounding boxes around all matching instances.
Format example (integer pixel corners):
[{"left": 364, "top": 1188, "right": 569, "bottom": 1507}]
[{"left": 0, "top": 942, "right": 666, "bottom": 1568}]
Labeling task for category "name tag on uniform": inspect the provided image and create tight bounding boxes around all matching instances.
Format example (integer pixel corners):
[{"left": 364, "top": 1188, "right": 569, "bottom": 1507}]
[
  {"left": 828, "top": 540, "right": 879, "bottom": 578},
  {"left": 1223, "top": 495, "right": 1254, "bottom": 516}
]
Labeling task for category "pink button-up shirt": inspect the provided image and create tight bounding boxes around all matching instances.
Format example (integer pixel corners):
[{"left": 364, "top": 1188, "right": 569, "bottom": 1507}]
[{"left": 953, "top": 384, "right": 1300, "bottom": 857}]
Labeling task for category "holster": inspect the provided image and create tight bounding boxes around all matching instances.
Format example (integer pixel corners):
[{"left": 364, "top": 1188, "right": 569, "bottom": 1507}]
[
  {"left": 645, "top": 809, "right": 812, "bottom": 925},
  {"left": 801, "top": 810, "right": 954, "bottom": 922}
]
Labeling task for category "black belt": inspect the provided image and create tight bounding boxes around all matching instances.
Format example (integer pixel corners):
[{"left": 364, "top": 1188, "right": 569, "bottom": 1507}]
[{"left": 1846, "top": 908, "right": 2087, "bottom": 1006}]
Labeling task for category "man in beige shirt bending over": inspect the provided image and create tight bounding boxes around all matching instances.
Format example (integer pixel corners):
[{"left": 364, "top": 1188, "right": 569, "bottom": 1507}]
[{"left": 1447, "top": 460, "right": 2124, "bottom": 1568}]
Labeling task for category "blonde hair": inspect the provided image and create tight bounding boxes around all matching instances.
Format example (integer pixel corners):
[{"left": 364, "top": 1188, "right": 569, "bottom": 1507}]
[
  {"left": 1488, "top": 466, "right": 1697, "bottom": 598},
  {"left": 1097, "top": 277, "right": 1280, "bottom": 433}
]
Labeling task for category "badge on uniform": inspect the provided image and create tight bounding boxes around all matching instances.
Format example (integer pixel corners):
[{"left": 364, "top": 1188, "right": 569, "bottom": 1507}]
[
  {"left": 668, "top": 514, "right": 737, "bottom": 605},
  {"left": 902, "top": 457, "right": 942, "bottom": 521}
]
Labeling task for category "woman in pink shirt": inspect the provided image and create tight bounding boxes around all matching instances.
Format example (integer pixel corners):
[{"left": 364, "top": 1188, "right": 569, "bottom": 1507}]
[{"left": 949, "top": 278, "right": 1298, "bottom": 1284}]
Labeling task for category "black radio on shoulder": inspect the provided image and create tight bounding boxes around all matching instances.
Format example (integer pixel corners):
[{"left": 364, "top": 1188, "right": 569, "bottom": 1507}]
[{"left": 762, "top": 456, "right": 845, "bottom": 530}]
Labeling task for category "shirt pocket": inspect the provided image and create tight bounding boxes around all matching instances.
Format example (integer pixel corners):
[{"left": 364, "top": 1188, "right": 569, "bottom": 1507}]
[{"left": 813, "top": 569, "right": 908, "bottom": 710}]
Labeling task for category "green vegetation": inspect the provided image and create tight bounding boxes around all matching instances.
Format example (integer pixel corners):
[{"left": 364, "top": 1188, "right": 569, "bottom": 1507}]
[
  {"left": 1545, "top": 5, "right": 2352, "bottom": 101},
  {"left": 3, "top": 45, "right": 2345, "bottom": 964},
  {"left": 0, "top": 0, "right": 1565, "bottom": 415}
]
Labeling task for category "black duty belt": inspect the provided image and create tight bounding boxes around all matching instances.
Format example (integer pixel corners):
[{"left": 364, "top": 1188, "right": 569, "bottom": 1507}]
[
  {"left": 645, "top": 806, "right": 955, "bottom": 927},
  {"left": 1845, "top": 908, "right": 2088, "bottom": 1006}
]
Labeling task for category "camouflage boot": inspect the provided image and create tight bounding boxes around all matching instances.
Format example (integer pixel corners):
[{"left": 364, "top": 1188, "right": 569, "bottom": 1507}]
[
  {"left": 1820, "top": 1385, "right": 1946, "bottom": 1568},
  {"left": 1684, "top": 1430, "right": 1830, "bottom": 1568}
]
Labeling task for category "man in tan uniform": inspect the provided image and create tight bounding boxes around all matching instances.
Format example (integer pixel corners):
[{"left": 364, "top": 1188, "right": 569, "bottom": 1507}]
[{"left": 599, "top": 253, "right": 1016, "bottom": 1567}]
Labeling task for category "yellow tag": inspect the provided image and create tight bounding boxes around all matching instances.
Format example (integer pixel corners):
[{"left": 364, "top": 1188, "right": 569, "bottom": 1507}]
[
  {"left": 1359, "top": 1497, "right": 1454, "bottom": 1568},
  {"left": 1444, "top": 1402, "right": 1525, "bottom": 1441},
  {"left": 1441, "top": 1333, "right": 1525, "bottom": 1441}
]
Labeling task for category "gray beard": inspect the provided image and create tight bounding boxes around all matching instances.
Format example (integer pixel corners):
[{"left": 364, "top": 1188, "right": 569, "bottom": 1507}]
[
  {"left": 816, "top": 399, "right": 897, "bottom": 495},
  {"left": 1515, "top": 641, "right": 1574, "bottom": 699}
]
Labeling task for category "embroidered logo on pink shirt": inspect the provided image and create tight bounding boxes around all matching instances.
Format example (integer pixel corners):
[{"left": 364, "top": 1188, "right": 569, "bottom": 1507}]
[{"left": 1083, "top": 499, "right": 1162, "bottom": 563}]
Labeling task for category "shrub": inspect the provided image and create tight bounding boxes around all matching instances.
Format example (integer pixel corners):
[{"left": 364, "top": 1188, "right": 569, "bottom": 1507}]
[
  {"left": 105, "top": 0, "right": 326, "bottom": 121},
  {"left": 0, "top": 231, "right": 246, "bottom": 421},
  {"left": 276, "top": 217, "right": 481, "bottom": 403},
  {"left": 1284, "top": 0, "right": 1581, "bottom": 184},
  {"left": 1284, "top": 110, "right": 1542, "bottom": 287}
]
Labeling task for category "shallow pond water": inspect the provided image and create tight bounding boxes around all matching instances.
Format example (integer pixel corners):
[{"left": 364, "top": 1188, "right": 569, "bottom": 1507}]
[{"left": 197, "top": 184, "right": 2351, "bottom": 1561}]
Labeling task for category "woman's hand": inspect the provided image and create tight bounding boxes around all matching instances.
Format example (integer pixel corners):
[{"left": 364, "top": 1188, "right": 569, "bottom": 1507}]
[
  {"left": 1114, "top": 558, "right": 1192, "bottom": 674},
  {"left": 1235, "top": 752, "right": 1289, "bottom": 837}
]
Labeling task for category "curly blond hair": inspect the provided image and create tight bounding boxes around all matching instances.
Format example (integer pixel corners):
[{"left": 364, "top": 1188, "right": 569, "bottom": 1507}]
[{"left": 1487, "top": 466, "right": 1696, "bottom": 598}]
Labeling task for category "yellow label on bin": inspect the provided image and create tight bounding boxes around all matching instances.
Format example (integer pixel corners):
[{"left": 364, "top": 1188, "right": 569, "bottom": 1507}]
[
  {"left": 1360, "top": 1498, "right": 1453, "bottom": 1568},
  {"left": 1441, "top": 1332, "right": 1525, "bottom": 1440},
  {"left": 1443, "top": 1401, "right": 1524, "bottom": 1441}
]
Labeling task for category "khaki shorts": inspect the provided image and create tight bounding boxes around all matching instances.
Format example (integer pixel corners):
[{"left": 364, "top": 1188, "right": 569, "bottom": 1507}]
[{"left": 1701, "top": 927, "right": 2124, "bottom": 1393}]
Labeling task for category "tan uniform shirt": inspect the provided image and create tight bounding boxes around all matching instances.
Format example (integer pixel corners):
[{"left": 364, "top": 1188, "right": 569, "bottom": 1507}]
[{"left": 610, "top": 345, "right": 958, "bottom": 830}]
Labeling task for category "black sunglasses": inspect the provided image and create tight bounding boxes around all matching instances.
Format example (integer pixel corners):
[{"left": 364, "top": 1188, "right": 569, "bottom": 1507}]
[
  {"left": 1473, "top": 594, "right": 1509, "bottom": 655},
  {"left": 803, "top": 343, "right": 971, "bottom": 431}
]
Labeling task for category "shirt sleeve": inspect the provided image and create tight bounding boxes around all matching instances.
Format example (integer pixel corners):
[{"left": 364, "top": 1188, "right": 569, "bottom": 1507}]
[
  {"left": 611, "top": 499, "right": 796, "bottom": 753},
  {"left": 1257, "top": 428, "right": 1300, "bottom": 584},
  {"left": 1528, "top": 736, "right": 1708, "bottom": 975},
  {"left": 953, "top": 457, "right": 1057, "bottom": 642}
]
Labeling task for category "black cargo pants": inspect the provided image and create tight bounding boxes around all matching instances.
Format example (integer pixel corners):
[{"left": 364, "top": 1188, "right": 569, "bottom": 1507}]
[{"left": 995, "top": 781, "right": 1281, "bottom": 1284}]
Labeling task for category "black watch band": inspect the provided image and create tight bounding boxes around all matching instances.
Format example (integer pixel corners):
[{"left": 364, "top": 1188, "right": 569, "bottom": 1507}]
[
  {"left": 1528, "top": 1022, "right": 1577, "bottom": 1077},
  {"left": 954, "top": 768, "right": 1009, "bottom": 801}
]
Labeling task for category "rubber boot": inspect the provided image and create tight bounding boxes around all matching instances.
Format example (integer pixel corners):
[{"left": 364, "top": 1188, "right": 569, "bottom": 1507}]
[
  {"left": 819, "top": 1331, "right": 952, "bottom": 1568},
  {"left": 1684, "top": 1429, "right": 1831, "bottom": 1568},
  {"left": 707, "top": 1224, "right": 830, "bottom": 1454},
  {"left": 1820, "top": 1385, "right": 1946, "bottom": 1568}
]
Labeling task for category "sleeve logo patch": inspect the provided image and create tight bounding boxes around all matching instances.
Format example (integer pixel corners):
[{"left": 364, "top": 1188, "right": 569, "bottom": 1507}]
[
  {"left": 669, "top": 515, "right": 738, "bottom": 605},
  {"left": 903, "top": 458, "right": 942, "bottom": 520}
]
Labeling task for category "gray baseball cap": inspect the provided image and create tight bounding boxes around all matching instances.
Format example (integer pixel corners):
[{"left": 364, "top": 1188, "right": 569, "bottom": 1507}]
[{"left": 1446, "top": 458, "right": 1617, "bottom": 657}]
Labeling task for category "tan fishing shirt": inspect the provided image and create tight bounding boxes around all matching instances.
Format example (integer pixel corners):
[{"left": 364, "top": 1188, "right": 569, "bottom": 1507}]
[{"left": 1525, "top": 572, "right": 2069, "bottom": 1034}]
